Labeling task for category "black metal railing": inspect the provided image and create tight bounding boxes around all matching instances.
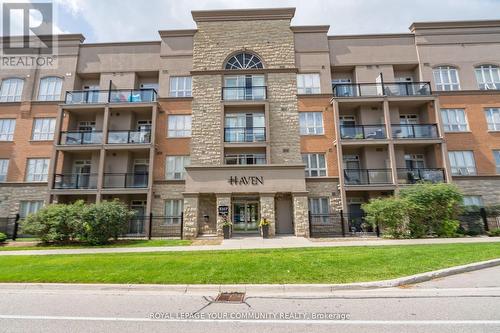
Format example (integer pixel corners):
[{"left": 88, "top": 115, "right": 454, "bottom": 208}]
[
  {"left": 224, "top": 127, "right": 266, "bottom": 143},
  {"left": 340, "top": 124, "right": 386, "bottom": 139},
  {"left": 222, "top": 86, "right": 267, "bottom": 100},
  {"left": 397, "top": 168, "right": 445, "bottom": 184},
  {"left": 392, "top": 124, "right": 439, "bottom": 139},
  {"left": 103, "top": 173, "right": 149, "bottom": 188},
  {"left": 59, "top": 131, "right": 103, "bottom": 145},
  {"left": 53, "top": 173, "right": 98, "bottom": 189},
  {"left": 107, "top": 130, "right": 151, "bottom": 144},
  {"left": 309, "top": 211, "right": 345, "bottom": 237},
  {"left": 344, "top": 169, "right": 393, "bottom": 185},
  {"left": 65, "top": 88, "right": 157, "bottom": 104},
  {"left": 332, "top": 82, "right": 432, "bottom": 98}
]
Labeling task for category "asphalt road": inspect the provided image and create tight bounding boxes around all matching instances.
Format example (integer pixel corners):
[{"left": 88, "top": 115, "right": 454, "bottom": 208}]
[{"left": 1, "top": 266, "right": 499, "bottom": 333}]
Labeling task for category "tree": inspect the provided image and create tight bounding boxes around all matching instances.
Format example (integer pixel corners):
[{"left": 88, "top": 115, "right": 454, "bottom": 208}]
[{"left": 362, "top": 197, "right": 413, "bottom": 238}]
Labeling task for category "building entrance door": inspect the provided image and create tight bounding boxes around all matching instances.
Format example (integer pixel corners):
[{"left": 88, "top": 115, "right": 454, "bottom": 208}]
[{"left": 233, "top": 201, "right": 259, "bottom": 233}]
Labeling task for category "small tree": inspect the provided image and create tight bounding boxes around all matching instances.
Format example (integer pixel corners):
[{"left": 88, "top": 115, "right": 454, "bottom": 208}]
[
  {"left": 400, "top": 183, "right": 463, "bottom": 237},
  {"left": 80, "top": 200, "right": 134, "bottom": 245},
  {"left": 362, "top": 197, "right": 412, "bottom": 238},
  {"left": 21, "top": 201, "right": 85, "bottom": 243}
]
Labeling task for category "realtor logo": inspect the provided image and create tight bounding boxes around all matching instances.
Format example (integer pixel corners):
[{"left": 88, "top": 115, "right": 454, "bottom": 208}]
[{"left": 1, "top": 2, "right": 57, "bottom": 69}]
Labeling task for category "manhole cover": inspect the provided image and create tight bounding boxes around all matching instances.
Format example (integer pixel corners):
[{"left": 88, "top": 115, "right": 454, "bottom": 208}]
[{"left": 215, "top": 292, "right": 245, "bottom": 303}]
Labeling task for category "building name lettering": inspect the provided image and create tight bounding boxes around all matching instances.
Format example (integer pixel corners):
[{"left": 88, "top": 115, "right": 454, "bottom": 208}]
[{"left": 228, "top": 176, "right": 264, "bottom": 186}]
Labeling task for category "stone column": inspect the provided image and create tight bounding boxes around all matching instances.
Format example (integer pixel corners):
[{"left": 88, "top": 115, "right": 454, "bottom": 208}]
[
  {"left": 293, "top": 193, "right": 309, "bottom": 237},
  {"left": 215, "top": 194, "right": 231, "bottom": 237},
  {"left": 182, "top": 193, "right": 199, "bottom": 239},
  {"left": 260, "top": 193, "right": 276, "bottom": 237}
]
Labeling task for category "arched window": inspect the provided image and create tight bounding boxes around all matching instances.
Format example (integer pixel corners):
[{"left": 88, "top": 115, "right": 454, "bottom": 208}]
[
  {"left": 225, "top": 52, "right": 263, "bottom": 70},
  {"left": 0, "top": 78, "right": 24, "bottom": 102},
  {"left": 475, "top": 65, "right": 500, "bottom": 90},
  {"left": 433, "top": 66, "right": 460, "bottom": 91},
  {"left": 38, "top": 76, "right": 63, "bottom": 101}
]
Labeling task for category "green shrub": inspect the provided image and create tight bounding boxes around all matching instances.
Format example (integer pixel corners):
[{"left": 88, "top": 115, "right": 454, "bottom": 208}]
[
  {"left": 0, "top": 232, "right": 7, "bottom": 243},
  {"left": 80, "top": 200, "right": 134, "bottom": 245},
  {"left": 21, "top": 201, "right": 85, "bottom": 243},
  {"left": 489, "top": 228, "right": 500, "bottom": 237},
  {"left": 435, "top": 219, "right": 460, "bottom": 237},
  {"left": 362, "top": 197, "right": 413, "bottom": 238}
]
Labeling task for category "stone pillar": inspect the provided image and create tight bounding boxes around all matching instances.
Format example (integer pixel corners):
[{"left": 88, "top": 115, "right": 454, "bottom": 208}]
[
  {"left": 215, "top": 193, "right": 231, "bottom": 237},
  {"left": 182, "top": 194, "right": 199, "bottom": 239},
  {"left": 260, "top": 193, "right": 276, "bottom": 237},
  {"left": 293, "top": 193, "right": 309, "bottom": 237}
]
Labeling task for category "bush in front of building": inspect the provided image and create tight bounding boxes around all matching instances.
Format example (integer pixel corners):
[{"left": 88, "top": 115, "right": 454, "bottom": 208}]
[
  {"left": 0, "top": 232, "right": 7, "bottom": 243},
  {"left": 22, "top": 201, "right": 86, "bottom": 243},
  {"left": 363, "top": 183, "right": 464, "bottom": 238},
  {"left": 79, "top": 200, "right": 135, "bottom": 245},
  {"left": 488, "top": 228, "right": 500, "bottom": 237}
]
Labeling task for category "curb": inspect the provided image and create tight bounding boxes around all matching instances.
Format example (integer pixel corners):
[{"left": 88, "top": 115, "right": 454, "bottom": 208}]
[{"left": 0, "top": 258, "right": 498, "bottom": 294}]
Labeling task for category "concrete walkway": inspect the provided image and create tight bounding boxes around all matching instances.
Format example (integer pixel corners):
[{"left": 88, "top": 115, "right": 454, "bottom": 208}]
[{"left": 1, "top": 236, "right": 499, "bottom": 256}]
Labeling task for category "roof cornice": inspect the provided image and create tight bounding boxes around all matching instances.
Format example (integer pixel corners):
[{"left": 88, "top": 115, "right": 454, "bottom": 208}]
[
  {"left": 410, "top": 20, "right": 500, "bottom": 32},
  {"left": 328, "top": 33, "right": 414, "bottom": 40},
  {"left": 191, "top": 7, "right": 295, "bottom": 22},
  {"left": 159, "top": 29, "right": 197, "bottom": 38},
  {"left": 291, "top": 25, "right": 330, "bottom": 33},
  {"left": 0, "top": 33, "right": 85, "bottom": 43}
]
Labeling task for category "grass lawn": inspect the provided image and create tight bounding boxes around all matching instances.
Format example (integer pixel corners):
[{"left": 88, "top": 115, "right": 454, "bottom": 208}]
[
  {"left": 0, "top": 239, "right": 191, "bottom": 251},
  {"left": 0, "top": 243, "right": 499, "bottom": 284}
]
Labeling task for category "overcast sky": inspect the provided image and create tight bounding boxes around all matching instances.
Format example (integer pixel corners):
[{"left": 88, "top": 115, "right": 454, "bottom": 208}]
[{"left": 3, "top": 0, "right": 500, "bottom": 42}]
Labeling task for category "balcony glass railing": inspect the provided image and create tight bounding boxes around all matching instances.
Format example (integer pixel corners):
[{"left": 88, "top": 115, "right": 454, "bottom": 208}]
[
  {"left": 222, "top": 86, "right": 267, "bottom": 101},
  {"left": 103, "top": 173, "right": 149, "bottom": 188},
  {"left": 397, "top": 168, "right": 445, "bottom": 184},
  {"left": 60, "top": 131, "right": 103, "bottom": 145},
  {"left": 107, "top": 130, "right": 151, "bottom": 144},
  {"left": 53, "top": 173, "right": 98, "bottom": 189},
  {"left": 65, "top": 89, "right": 157, "bottom": 104},
  {"left": 344, "top": 169, "right": 393, "bottom": 185},
  {"left": 224, "top": 127, "right": 266, "bottom": 143},
  {"left": 340, "top": 125, "right": 386, "bottom": 140},
  {"left": 392, "top": 124, "right": 439, "bottom": 139},
  {"left": 333, "top": 82, "right": 431, "bottom": 98}
]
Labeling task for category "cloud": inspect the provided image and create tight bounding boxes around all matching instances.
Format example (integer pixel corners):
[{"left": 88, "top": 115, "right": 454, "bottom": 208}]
[{"left": 9, "top": 0, "right": 500, "bottom": 42}]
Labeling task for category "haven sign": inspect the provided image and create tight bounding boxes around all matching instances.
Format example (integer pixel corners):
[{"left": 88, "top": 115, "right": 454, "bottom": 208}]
[{"left": 228, "top": 176, "right": 264, "bottom": 186}]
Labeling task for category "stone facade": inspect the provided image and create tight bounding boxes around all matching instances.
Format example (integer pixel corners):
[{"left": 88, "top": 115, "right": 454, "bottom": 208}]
[
  {"left": 0, "top": 184, "right": 48, "bottom": 217},
  {"left": 305, "top": 180, "right": 342, "bottom": 212},
  {"left": 215, "top": 194, "right": 231, "bottom": 237},
  {"left": 260, "top": 195, "right": 276, "bottom": 237},
  {"left": 183, "top": 195, "right": 199, "bottom": 239},
  {"left": 453, "top": 178, "right": 500, "bottom": 205},
  {"left": 293, "top": 194, "right": 309, "bottom": 237}
]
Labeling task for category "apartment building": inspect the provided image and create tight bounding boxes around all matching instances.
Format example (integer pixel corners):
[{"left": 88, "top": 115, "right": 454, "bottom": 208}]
[{"left": 0, "top": 8, "right": 499, "bottom": 238}]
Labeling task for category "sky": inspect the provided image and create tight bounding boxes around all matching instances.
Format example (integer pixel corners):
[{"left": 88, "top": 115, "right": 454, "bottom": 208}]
[{"left": 2, "top": 0, "right": 500, "bottom": 43}]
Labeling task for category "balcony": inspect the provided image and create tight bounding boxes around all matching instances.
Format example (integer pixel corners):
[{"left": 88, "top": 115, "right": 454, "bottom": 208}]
[
  {"left": 65, "top": 89, "right": 157, "bottom": 104},
  {"left": 224, "top": 127, "right": 266, "bottom": 143},
  {"left": 397, "top": 168, "right": 445, "bottom": 184},
  {"left": 53, "top": 173, "right": 98, "bottom": 189},
  {"left": 392, "top": 124, "right": 439, "bottom": 139},
  {"left": 344, "top": 169, "right": 393, "bottom": 185},
  {"left": 333, "top": 82, "right": 431, "bottom": 98},
  {"left": 222, "top": 86, "right": 267, "bottom": 101},
  {"left": 340, "top": 125, "right": 386, "bottom": 140},
  {"left": 103, "top": 173, "right": 149, "bottom": 188},
  {"left": 107, "top": 130, "right": 151, "bottom": 144},
  {"left": 60, "top": 131, "right": 103, "bottom": 145}
]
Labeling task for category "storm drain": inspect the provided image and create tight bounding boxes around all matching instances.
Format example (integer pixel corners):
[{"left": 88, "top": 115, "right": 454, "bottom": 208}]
[{"left": 215, "top": 292, "right": 246, "bottom": 303}]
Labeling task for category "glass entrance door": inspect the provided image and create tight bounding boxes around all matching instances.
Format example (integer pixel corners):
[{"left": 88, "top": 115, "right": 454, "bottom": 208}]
[{"left": 233, "top": 201, "right": 259, "bottom": 233}]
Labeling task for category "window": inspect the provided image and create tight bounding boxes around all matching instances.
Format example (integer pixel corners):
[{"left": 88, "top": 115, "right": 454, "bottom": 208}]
[
  {"left": 297, "top": 74, "right": 321, "bottom": 94},
  {"left": 32, "top": 118, "right": 56, "bottom": 141},
  {"left": 38, "top": 77, "right": 63, "bottom": 101},
  {"left": 475, "top": 65, "right": 500, "bottom": 90},
  {"left": 0, "top": 159, "right": 8, "bottom": 182},
  {"left": 309, "top": 197, "right": 330, "bottom": 223},
  {"left": 166, "top": 156, "right": 190, "bottom": 180},
  {"left": 494, "top": 151, "right": 500, "bottom": 174},
  {"left": 164, "top": 199, "right": 183, "bottom": 224},
  {"left": 485, "top": 108, "right": 500, "bottom": 131},
  {"left": 0, "top": 119, "right": 15, "bottom": 141},
  {"left": 225, "top": 154, "right": 266, "bottom": 165},
  {"left": 0, "top": 78, "right": 23, "bottom": 102},
  {"left": 167, "top": 115, "right": 191, "bottom": 137},
  {"left": 463, "top": 196, "right": 484, "bottom": 207},
  {"left": 223, "top": 75, "right": 265, "bottom": 100},
  {"left": 302, "top": 153, "right": 327, "bottom": 177},
  {"left": 19, "top": 201, "right": 44, "bottom": 218},
  {"left": 441, "top": 109, "right": 468, "bottom": 132},
  {"left": 225, "top": 52, "right": 263, "bottom": 70},
  {"left": 299, "top": 112, "right": 324, "bottom": 135},
  {"left": 448, "top": 151, "right": 476, "bottom": 176},
  {"left": 169, "top": 76, "right": 192, "bottom": 97},
  {"left": 433, "top": 66, "right": 460, "bottom": 91},
  {"left": 26, "top": 158, "right": 49, "bottom": 182}
]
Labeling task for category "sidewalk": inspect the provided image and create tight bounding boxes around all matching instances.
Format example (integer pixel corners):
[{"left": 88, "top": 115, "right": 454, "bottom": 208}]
[{"left": 1, "top": 236, "right": 499, "bottom": 256}]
